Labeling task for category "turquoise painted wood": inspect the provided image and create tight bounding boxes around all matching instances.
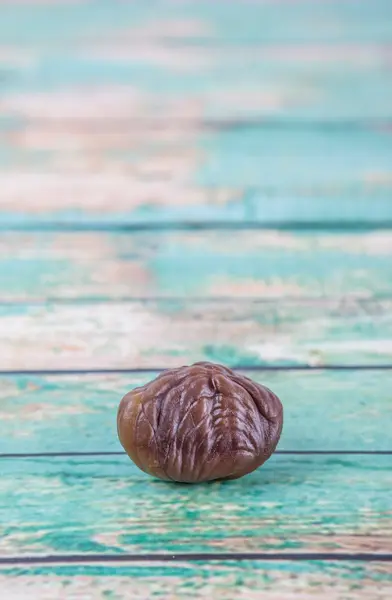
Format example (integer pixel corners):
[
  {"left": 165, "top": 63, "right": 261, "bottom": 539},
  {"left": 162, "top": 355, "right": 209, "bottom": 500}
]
[
  {"left": 1, "top": 0, "right": 391, "bottom": 46},
  {"left": 1, "top": 128, "right": 392, "bottom": 226},
  {"left": 1, "top": 561, "right": 391, "bottom": 600},
  {"left": 1, "top": 3, "right": 392, "bottom": 228},
  {"left": 1, "top": 370, "right": 391, "bottom": 454},
  {"left": 2, "top": 299, "right": 392, "bottom": 369},
  {"left": 1, "top": 231, "right": 392, "bottom": 300},
  {"left": 1, "top": 1, "right": 392, "bottom": 598},
  {"left": 2, "top": 57, "right": 392, "bottom": 122},
  {"left": 0, "top": 455, "right": 391, "bottom": 556}
]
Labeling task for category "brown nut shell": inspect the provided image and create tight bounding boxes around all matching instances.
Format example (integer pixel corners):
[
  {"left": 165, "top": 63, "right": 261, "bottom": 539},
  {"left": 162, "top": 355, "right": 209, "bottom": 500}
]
[{"left": 117, "top": 361, "right": 283, "bottom": 483}]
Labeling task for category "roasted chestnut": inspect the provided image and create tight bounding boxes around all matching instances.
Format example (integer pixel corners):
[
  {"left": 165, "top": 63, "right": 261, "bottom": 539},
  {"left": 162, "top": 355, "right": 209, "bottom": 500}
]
[{"left": 117, "top": 362, "right": 283, "bottom": 483}]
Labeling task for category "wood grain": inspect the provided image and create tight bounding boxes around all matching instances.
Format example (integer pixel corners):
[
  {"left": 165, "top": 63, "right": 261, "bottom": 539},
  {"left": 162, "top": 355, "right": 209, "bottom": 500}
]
[
  {"left": 1, "top": 561, "right": 391, "bottom": 600},
  {"left": 1, "top": 231, "right": 392, "bottom": 301},
  {"left": 2, "top": 127, "right": 392, "bottom": 226},
  {"left": 0, "top": 455, "right": 391, "bottom": 557},
  {"left": 1, "top": 3, "right": 392, "bottom": 229},
  {"left": 2, "top": 298, "right": 392, "bottom": 369},
  {"left": 1, "top": 370, "right": 391, "bottom": 454}
]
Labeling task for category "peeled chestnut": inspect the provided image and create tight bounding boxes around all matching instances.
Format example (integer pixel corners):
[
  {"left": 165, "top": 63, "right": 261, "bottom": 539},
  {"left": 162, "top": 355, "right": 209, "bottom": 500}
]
[{"left": 117, "top": 361, "right": 283, "bottom": 483}]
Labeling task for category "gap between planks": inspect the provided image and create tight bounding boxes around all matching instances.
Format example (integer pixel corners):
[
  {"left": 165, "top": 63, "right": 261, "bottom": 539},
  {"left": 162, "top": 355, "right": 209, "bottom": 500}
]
[
  {"left": 3, "top": 221, "right": 392, "bottom": 232},
  {"left": 1, "top": 553, "right": 392, "bottom": 566},
  {"left": 2, "top": 365, "right": 392, "bottom": 376},
  {"left": 0, "top": 451, "right": 391, "bottom": 459}
]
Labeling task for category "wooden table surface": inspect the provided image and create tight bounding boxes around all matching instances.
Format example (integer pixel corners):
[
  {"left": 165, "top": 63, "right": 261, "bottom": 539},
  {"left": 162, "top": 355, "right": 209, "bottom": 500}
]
[{"left": 1, "top": 1, "right": 392, "bottom": 598}]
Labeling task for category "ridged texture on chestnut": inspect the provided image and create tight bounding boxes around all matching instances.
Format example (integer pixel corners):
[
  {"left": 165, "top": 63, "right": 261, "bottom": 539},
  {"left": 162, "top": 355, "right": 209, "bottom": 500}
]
[{"left": 117, "top": 362, "right": 283, "bottom": 483}]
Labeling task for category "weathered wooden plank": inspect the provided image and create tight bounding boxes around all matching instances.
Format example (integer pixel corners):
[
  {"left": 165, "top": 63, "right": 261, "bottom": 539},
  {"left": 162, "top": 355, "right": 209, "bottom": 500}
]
[
  {"left": 0, "top": 455, "right": 391, "bottom": 556},
  {"left": 1, "top": 127, "right": 392, "bottom": 225},
  {"left": 2, "top": 2, "right": 392, "bottom": 145},
  {"left": 2, "top": 48, "right": 392, "bottom": 122},
  {"left": 1, "top": 231, "right": 392, "bottom": 300},
  {"left": 2, "top": 176, "right": 391, "bottom": 227},
  {"left": 1, "top": 299, "right": 392, "bottom": 369},
  {"left": 2, "top": 4, "right": 391, "bottom": 229},
  {"left": 0, "top": 561, "right": 391, "bottom": 600},
  {"left": 0, "top": 1, "right": 391, "bottom": 46},
  {"left": 1, "top": 370, "right": 391, "bottom": 454}
]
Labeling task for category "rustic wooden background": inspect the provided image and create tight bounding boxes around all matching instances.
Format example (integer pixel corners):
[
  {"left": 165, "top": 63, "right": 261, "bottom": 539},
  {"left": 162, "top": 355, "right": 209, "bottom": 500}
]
[{"left": 1, "top": 0, "right": 392, "bottom": 598}]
